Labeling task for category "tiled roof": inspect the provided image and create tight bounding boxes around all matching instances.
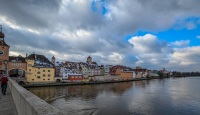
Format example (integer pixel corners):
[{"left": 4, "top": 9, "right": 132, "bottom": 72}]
[
  {"left": 0, "top": 39, "right": 10, "bottom": 47},
  {"left": 9, "top": 56, "right": 26, "bottom": 63},
  {"left": 0, "top": 32, "right": 4, "bottom": 38},
  {"left": 27, "top": 54, "right": 53, "bottom": 67}
]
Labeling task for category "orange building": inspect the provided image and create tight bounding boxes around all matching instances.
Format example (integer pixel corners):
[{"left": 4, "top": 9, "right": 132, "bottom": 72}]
[
  {"left": 109, "top": 65, "right": 124, "bottom": 75},
  {"left": 120, "top": 71, "right": 134, "bottom": 80}
]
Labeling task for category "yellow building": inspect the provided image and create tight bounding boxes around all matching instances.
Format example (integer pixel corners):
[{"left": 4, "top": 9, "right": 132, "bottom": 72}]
[{"left": 26, "top": 54, "right": 55, "bottom": 83}]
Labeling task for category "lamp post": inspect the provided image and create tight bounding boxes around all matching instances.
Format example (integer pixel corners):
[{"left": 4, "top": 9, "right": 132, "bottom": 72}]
[{"left": 4, "top": 60, "right": 8, "bottom": 76}]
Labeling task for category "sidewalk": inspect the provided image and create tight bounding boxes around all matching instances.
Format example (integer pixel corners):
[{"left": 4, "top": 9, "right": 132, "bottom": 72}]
[{"left": 0, "top": 85, "right": 18, "bottom": 115}]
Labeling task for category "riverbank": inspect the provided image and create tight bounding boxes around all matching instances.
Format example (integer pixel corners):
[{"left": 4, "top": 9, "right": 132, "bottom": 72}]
[{"left": 23, "top": 77, "right": 167, "bottom": 88}]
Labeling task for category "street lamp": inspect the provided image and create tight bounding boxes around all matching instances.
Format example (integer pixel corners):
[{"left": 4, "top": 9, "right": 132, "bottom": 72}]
[{"left": 4, "top": 60, "right": 8, "bottom": 76}]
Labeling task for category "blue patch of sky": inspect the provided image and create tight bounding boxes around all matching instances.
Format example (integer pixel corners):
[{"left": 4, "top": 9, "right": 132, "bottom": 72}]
[
  {"left": 91, "top": 0, "right": 108, "bottom": 15},
  {"left": 156, "top": 27, "right": 200, "bottom": 46},
  {"left": 91, "top": 1, "right": 97, "bottom": 11},
  {"left": 125, "top": 17, "right": 200, "bottom": 46}
]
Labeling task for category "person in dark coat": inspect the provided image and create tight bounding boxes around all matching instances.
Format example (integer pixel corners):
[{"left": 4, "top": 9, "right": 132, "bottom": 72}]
[{"left": 1, "top": 74, "right": 8, "bottom": 95}]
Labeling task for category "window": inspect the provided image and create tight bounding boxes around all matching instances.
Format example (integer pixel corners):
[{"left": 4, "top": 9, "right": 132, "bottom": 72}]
[
  {"left": 43, "top": 74, "right": 46, "bottom": 77},
  {"left": 37, "top": 76, "right": 40, "bottom": 78},
  {"left": 43, "top": 70, "right": 45, "bottom": 72},
  {"left": 32, "top": 79, "right": 34, "bottom": 81},
  {"left": 48, "top": 79, "right": 50, "bottom": 80},
  {"left": 48, "top": 74, "right": 51, "bottom": 77},
  {"left": 0, "top": 61, "right": 2, "bottom": 66},
  {"left": 43, "top": 79, "right": 45, "bottom": 81},
  {"left": 37, "top": 72, "right": 40, "bottom": 74},
  {"left": 48, "top": 70, "right": 50, "bottom": 72},
  {"left": 28, "top": 64, "right": 32, "bottom": 67},
  {"left": 29, "top": 69, "right": 31, "bottom": 71}
]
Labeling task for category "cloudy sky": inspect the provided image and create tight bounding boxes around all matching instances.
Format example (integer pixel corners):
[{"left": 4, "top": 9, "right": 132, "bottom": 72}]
[{"left": 0, "top": 0, "right": 200, "bottom": 72}]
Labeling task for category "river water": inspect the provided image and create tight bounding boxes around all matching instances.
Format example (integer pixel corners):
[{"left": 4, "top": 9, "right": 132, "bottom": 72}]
[{"left": 28, "top": 77, "right": 200, "bottom": 115}]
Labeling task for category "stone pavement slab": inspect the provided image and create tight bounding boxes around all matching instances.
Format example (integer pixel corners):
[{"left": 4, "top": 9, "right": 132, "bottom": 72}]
[{"left": 0, "top": 85, "right": 18, "bottom": 115}]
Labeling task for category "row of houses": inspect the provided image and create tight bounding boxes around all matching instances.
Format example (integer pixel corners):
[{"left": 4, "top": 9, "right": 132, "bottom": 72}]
[{"left": 7, "top": 53, "right": 165, "bottom": 84}]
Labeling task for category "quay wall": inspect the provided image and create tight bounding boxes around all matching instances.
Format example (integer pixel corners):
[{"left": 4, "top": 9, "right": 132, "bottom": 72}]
[{"left": 8, "top": 77, "right": 63, "bottom": 115}]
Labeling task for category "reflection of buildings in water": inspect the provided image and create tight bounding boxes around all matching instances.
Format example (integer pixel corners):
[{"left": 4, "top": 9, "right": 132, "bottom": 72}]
[
  {"left": 65, "top": 85, "right": 99, "bottom": 99},
  {"left": 28, "top": 82, "right": 135, "bottom": 101},
  {"left": 110, "top": 82, "right": 133, "bottom": 95},
  {"left": 65, "top": 82, "right": 134, "bottom": 99},
  {"left": 133, "top": 80, "right": 150, "bottom": 88},
  {"left": 27, "top": 87, "right": 57, "bottom": 100}
]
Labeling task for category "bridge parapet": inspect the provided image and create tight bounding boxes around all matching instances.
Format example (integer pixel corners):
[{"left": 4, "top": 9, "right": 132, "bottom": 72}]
[{"left": 8, "top": 77, "right": 63, "bottom": 115}]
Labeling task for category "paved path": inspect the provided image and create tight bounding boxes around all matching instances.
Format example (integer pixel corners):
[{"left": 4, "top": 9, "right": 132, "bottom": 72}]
[{"left": 0, "top": 85, "right": 18, "bottom": 115}]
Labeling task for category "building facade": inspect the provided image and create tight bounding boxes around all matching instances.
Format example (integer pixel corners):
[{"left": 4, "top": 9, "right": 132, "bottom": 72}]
[
  {"left": 120, "top": 71, "right": 136, "bottom": 80},
  {"left": 8, "top": 56, "right": 27, "bottom": 77},
  {"left": 0, "top": 25, "right": 10, "bottom": 75},
  {"left": 109, "top": 65, "right": 124, "bottom": 75},
  {"left": 26, "top": 54, "right": 55, "bottom": 83}
]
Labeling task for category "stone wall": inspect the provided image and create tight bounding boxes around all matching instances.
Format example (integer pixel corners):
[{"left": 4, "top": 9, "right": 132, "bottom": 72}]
[{"left": 8, "top": 77, "right": 63, "bottom": 115}]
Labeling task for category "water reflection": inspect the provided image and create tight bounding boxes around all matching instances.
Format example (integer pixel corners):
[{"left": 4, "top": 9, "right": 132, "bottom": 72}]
[
  {"left": 28, "top": 77, "right": 200, "bottom": 115},
  {"left": 28, "top": 82, "right": 134, "bottom": 100}
]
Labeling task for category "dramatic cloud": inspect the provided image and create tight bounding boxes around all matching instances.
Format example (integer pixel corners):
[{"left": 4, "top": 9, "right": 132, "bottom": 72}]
[
  {"left": 169, "top": 46, "right": 200, "bottom": 71},
  {"left": 0, "top": 0, "right": 200, "bottom": 72},
  {"left": 128, "top": 34, "right": 171, "bottom": 69}
]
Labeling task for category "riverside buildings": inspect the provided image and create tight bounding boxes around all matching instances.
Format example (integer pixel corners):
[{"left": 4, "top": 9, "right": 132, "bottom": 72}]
[{"left": 26, "top": 54, "right": 55, "bottom": 83}]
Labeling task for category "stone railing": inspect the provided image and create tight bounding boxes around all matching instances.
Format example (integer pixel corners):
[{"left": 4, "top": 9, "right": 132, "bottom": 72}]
[{"left": 8, "top": 77, "right": 63, "bottom": 115}]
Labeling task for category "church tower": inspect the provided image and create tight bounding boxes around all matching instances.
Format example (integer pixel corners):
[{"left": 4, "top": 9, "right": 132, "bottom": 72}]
[
  {"left": 0, "top": 25, "right": 10, "bottom": 74},
  {"left": 87, "top": 56, "right": 92, "bottom": 64},
  {"left": 51, "top": 56, "right": 55, "bottom": 65}
]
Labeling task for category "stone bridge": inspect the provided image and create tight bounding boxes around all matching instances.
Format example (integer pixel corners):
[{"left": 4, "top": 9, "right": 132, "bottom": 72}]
[{"left": 8, "top": 77, "right": 64, "bottom": 115}]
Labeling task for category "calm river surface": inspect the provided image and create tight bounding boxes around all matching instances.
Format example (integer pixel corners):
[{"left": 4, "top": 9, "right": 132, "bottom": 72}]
[{"left": 28, "top": 77, "right": 200, "bottom": 115}]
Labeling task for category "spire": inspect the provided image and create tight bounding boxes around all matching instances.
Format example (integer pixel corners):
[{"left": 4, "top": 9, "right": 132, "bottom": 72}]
[
  {"left": 0, "top": 25, "right": 4, "bottom": 38},
  {"left": 51, "top": 56, "right": 55, "bottom": 65}
]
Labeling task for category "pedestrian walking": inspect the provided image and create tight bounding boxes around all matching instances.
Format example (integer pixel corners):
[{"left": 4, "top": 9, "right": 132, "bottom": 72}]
[
  {"left": 1, "top": 74, "right": 8, "bottom": 95},
  {"left": 0, "top": 73, "right": 2, "bottom": 99}
]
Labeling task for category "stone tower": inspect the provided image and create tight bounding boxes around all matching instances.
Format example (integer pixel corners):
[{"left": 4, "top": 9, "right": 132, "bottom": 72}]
[
  {"left": 0, "top": 25, "right": 10, "bottom": 74},
  {"left": 51, "top": 56, "right": 55, "bottom": 65},
  {"left": 87, "top": 56, "right": 92, "bottom": 64}
]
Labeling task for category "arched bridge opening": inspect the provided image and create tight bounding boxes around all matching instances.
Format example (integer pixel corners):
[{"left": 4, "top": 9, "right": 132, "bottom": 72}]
[{"left": 9, "top": 68, "right": 26, "bottom": 78}]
